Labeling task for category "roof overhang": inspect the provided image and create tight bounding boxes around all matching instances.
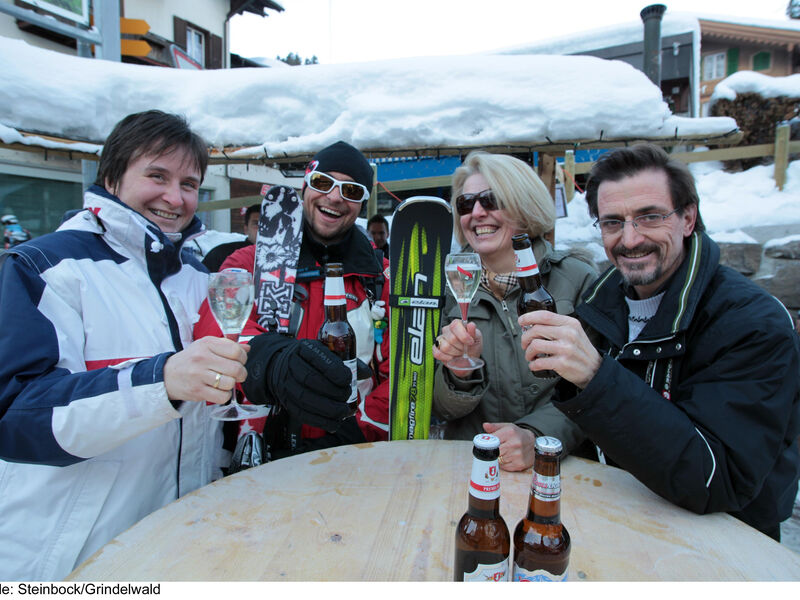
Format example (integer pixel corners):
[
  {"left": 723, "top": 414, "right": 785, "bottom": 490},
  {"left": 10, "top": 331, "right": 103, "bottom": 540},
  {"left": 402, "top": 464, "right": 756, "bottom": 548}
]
[
  {"left": 0, "top": 127, "right": 743, "bottom": 166},
  {"left": 699, "top": 19, "right": 800, "bottom": 50}
]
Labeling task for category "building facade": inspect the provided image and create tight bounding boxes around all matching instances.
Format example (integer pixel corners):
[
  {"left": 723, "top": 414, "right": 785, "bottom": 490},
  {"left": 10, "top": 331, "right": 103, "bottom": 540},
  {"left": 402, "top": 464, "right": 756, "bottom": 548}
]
[{"left": 0, "top": 0, "right": 283, "bottom": 240}]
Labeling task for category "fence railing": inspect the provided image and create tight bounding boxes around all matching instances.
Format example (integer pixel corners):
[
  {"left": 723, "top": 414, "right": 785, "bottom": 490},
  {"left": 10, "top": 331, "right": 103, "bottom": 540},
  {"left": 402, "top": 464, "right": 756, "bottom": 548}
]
[{"left": 197, "top": 124, "right": 799, "bottom": 213}]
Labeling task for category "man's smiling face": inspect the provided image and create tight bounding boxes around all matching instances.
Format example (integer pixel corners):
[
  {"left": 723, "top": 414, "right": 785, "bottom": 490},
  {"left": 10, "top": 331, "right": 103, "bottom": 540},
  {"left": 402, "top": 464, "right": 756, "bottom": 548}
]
[
  {"left": 598, "top": 168, "right": 696, "bottom": 298},
  {"left": 302, "top": 170, "right": 361, "bottom": 244}
]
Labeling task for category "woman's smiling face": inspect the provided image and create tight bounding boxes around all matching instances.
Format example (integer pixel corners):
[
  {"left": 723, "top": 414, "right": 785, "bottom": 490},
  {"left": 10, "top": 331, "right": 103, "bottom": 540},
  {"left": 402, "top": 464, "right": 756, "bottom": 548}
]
[{"left": 459, "top": 173, "right": 518, "bottom": 268}]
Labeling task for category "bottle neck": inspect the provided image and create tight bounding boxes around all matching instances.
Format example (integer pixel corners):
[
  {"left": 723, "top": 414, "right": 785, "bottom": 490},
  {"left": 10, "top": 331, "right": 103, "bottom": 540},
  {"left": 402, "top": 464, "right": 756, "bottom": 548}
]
[
  {"left": 467, "top": 454, "right": 502, "bottom": 518},
  {"left": 526, "top": 455, "right": 562, "bottom": 526},
  {"left": 323, "top": 275, "right": 347, "bottom": 320},
  {"left": 514, "top": 246, "right": 543, "bottom": 290}
]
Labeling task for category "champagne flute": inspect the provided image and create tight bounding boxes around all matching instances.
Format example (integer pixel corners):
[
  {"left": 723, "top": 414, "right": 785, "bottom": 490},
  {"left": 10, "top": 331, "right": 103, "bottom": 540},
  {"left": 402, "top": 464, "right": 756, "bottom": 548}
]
[
  {"left": 207, "top": 269, "right": 269, "bottom": 421},
  {"left": 444, "top": 252, "right": 485, "bottom": 370}
]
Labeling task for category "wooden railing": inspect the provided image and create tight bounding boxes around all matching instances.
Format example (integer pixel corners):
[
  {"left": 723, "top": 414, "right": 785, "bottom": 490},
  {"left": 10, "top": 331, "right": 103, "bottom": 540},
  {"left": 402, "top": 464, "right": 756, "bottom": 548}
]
[{"left": 197, "top": 124, "right": 799, "bottom": 213}]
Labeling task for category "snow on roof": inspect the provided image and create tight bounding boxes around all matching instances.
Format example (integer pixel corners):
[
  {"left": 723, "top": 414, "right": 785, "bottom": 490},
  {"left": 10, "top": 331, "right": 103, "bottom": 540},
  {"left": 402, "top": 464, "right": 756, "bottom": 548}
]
[
  {"left": 496, "top": 13, "right": 700, "bottom": 56},
  {"left": 495, "top": 11, "right": 800, "bottom": 57},
  {"left": 0, "top": 35, "right": 737, "bottom": 160},
  {"left": 710, "top": 71, "right": 800, "bottom": 105}
]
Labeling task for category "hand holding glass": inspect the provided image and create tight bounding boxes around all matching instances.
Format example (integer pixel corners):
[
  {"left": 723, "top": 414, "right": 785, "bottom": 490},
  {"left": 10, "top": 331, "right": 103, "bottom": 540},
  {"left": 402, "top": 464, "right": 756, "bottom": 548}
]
[
  {"left": 444, "top": 253, "right": 484, "bottom": 370},
  {"left": 207, "top": 269, "right": 269, "bottom": 421}
]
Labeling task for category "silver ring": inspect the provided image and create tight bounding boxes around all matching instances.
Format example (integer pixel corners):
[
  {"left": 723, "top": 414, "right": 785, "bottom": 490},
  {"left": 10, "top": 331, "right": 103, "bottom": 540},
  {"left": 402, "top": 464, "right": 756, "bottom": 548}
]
[{"left": 212, "top": 372, "right": 222, "bottom": 389}]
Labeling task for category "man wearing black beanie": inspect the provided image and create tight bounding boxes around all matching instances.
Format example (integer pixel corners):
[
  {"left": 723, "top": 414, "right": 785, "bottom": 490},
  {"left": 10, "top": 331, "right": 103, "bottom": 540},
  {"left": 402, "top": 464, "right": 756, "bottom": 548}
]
[{"left": 219, "top": 140, "right": 390, "bottom": 457}]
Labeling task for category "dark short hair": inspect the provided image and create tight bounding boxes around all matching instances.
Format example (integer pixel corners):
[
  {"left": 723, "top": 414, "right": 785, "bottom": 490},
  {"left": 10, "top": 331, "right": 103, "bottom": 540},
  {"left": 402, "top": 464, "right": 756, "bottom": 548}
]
[
  {"left": 367, "top": 214, "right": 389, "bottom": 229},
  {"left": 96, "top": 110, "right": 208, "bottom": 192},
  {"left": 244, "top": 204, "right": 260, "bottom": 223},
  {"left": 585, "top": 144, "right": 704, "bottom": 233}
]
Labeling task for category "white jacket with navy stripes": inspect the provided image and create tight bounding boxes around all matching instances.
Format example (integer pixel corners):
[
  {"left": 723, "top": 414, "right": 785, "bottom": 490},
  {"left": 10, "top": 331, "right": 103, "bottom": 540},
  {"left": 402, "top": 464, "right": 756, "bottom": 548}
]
[{"left": 0, "top": 185, "right": 225, "bottom": 581}]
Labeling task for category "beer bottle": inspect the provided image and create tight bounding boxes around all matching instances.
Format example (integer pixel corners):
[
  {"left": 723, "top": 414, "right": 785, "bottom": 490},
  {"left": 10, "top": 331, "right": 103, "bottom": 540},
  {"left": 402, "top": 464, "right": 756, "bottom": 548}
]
[
  {"left": 512, "top": 232, "right": 556, "bottom": 378},
  {"left": 317, "top": 262, "right": 358, "bottom": 417},
  {"left": 454, "top": 433, "right": 510, "bottom": 581},
  {"left": 512, "top": 436, "right": 570, "bottom": 581}
]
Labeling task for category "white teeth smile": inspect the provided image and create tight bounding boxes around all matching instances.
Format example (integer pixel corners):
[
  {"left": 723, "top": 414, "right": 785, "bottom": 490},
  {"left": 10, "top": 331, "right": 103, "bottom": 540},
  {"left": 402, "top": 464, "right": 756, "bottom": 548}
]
[
  {"left": 474, "top": 226, "right": 498, "bottom": 235},
  {"left": 319, "top": 206, "right": 342, "bottom": 218},
  {"left": 151, "top": 209, "right": 178, "bottom": 220},
  {"left": 622, "top": 251, "right": 651, "bottom": 258}
]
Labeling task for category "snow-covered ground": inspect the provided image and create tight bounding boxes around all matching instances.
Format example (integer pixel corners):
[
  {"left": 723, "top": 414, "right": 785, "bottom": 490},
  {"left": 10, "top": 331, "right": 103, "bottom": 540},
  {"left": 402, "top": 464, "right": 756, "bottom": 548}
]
[{"left": 556, "top": 158, "right": 800, "bottom": 262}]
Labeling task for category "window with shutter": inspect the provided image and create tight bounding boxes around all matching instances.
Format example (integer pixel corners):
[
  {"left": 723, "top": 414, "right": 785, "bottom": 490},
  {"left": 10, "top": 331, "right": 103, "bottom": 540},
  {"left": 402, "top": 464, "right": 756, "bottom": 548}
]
[{"left": 173, "top": 16, "right": 223, "bottom": 70}]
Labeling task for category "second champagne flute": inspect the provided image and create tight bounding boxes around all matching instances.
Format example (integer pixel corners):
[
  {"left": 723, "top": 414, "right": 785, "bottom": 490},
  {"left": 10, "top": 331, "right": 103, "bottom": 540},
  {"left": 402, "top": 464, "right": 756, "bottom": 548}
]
[{"left": 444, "top": 252, "right": 485, "bottom": 370}]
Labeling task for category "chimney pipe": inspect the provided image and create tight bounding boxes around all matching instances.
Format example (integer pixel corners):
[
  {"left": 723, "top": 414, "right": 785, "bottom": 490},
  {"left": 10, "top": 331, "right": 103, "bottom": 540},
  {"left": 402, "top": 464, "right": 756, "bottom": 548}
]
[{"left": 640, "top": 4, "right": 667, "bottom": 87}]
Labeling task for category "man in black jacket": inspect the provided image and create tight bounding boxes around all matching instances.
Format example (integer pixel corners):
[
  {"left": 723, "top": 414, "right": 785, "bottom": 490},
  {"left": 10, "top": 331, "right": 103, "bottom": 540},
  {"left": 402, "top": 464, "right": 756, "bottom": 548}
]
[{"left": 518, "top": 144, "right": 800, "bottom": 540}]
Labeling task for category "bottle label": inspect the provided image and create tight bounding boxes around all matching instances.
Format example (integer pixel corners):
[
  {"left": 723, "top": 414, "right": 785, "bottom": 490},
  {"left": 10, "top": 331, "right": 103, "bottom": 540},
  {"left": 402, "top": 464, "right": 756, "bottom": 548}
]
[
  {"left": 514, "top": 247, "right": 540, "bottom": 276},
  {"left": 344, "top": 358, "right": 358, "bottom": 404},
  {"left": 469, "top": 459, "right": 500, "bottom": 500},
  {"left": 512, "top": 565, "right": 567, "bottom": 582},
  {"left": 463, "top": 560, "right": 509, "bottom": 582},
  {"left": 324, "top": 276, "right": 346, "bottom": 306},
  {"left": 532, "top": 473, "right": 560, "bottom": 502}
]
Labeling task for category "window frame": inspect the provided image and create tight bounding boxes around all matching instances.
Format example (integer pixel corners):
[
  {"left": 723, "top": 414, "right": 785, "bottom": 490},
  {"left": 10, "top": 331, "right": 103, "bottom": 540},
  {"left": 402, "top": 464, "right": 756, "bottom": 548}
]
[
  {"left": 702, "top": 52, "right": 726, "bottom": 81},
  {"left": 185, "top": 26, "right": 206, "bottom": 67}
]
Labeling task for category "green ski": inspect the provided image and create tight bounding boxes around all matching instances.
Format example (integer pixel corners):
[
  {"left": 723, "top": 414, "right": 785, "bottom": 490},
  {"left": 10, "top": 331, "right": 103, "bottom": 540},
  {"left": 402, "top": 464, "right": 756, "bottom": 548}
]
[{"left": 389, "top": 196, "right": 453, "bottom": 440}]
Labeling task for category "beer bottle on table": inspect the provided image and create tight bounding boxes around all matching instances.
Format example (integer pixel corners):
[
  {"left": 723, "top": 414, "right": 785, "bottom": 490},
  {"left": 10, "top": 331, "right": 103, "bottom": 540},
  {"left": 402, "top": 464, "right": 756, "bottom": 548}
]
[
  {"left": 317, "top": 262, "right": 358, "bottom": 418},
  {"left": 454, "top": 433, "right": 510, "bottom": 581},
  {"left": 512, "top": 232, "right": 556, "bottom": 378},
  {"left": 512, "top": 436, "right": 571, "bottom": 581}
]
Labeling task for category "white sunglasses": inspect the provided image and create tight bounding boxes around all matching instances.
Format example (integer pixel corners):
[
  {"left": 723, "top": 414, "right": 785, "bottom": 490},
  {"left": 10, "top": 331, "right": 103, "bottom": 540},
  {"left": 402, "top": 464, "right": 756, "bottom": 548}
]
[{"left": 304, "top": 171, "right": 369, "bottom": 203}]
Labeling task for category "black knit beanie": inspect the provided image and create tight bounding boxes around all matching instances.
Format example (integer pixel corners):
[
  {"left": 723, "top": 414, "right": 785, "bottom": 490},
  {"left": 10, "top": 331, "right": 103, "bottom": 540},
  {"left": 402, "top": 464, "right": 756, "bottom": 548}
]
[{"left": 305, "top": 140, "right": 373, "bottom": 194}]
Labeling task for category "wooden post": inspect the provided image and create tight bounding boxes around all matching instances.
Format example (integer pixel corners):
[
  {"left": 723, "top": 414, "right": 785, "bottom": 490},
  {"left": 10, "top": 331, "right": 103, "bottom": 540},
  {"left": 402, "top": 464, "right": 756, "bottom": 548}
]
[
  {"left": 774, "top": 122, "right": 790, "bottom": 191},
  {"left": 537, "top": 152, "right": 557, "bottom": 246},
  {"left": 367, "top": 163, "right": 378, "bottom": 218},
  {"left": 564, "top": 150, "right": 576, "bottom": 203}
]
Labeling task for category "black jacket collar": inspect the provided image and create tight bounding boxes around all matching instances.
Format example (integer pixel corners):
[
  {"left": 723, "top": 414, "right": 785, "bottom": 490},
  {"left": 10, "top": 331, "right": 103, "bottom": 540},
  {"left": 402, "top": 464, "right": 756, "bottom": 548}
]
[{"left": 298, "top": 221, "right": 382, "bottom": 278}]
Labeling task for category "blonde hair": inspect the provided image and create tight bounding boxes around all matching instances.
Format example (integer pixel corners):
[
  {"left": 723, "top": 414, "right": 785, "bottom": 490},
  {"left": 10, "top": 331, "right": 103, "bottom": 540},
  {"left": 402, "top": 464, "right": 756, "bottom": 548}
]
[{"left": 451, "top": 152, "right": 556, "bottom": 247}]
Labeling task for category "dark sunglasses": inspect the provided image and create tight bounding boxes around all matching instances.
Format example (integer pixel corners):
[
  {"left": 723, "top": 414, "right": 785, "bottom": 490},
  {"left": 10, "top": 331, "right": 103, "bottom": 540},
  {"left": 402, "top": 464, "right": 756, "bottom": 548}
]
[
  {"left": 305, "top": 171, "right": 369, "bottom": 203},
  {"left": 455, "top": 190, "right": 499, "bottom": 216}
]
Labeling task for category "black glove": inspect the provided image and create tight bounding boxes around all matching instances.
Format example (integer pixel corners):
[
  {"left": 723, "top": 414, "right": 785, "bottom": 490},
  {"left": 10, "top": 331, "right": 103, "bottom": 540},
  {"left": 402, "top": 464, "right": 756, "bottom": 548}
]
[{"left": 243, "top": 332, "right": 353, "bottom": 431}]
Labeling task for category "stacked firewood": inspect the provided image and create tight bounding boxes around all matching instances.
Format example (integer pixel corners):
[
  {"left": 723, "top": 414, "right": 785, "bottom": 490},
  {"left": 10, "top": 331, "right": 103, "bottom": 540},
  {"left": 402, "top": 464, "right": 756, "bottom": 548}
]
[{"left": 710, "top": 93, "right": 799, "bottom": 170}]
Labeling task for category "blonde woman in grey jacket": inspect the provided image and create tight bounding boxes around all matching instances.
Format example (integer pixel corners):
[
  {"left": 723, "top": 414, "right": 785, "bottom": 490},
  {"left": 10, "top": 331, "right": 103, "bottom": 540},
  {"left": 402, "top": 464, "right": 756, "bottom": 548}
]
[{"left": 432, "top": 151, "right": 597, "bottom": 471}]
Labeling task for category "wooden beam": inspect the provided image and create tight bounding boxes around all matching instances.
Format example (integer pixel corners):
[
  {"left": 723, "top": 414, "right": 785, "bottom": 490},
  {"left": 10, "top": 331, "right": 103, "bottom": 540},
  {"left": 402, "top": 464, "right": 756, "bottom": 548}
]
[
  {"left": 538, "top": 153, "right": 557, "bottom": 246},
  {"left": 196, "top": 194, "right": 265, "bottom": 213},
  {"left": 564, "top": 150, "right": 576, "bottom": 203},
  {"left": 774, "top": 123, "right": 791, "bottom": 191},
  {"left": 366, "top": 164, "right": 378, "bottom": 218}
]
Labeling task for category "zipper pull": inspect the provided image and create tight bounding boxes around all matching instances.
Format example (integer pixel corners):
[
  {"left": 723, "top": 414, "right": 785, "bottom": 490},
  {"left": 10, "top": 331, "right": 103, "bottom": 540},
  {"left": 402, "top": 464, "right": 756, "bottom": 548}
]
[{"left": 501, "top": 300, "right": 518, "bottom": 332}]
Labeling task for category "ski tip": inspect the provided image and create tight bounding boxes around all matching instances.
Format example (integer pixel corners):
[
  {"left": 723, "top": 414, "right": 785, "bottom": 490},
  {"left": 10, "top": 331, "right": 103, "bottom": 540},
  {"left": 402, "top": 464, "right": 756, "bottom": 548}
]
[{"left": 398, "top": 196, "right": 452, "bottom": 213}]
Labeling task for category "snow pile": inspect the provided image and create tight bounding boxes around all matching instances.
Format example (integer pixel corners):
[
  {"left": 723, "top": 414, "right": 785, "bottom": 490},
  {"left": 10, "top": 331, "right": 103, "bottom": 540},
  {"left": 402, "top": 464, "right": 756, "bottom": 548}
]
[
  {"left": 0, "top": 36, "right": 736, "bottom": 158},
  {"left": 710, "top": 71, "right": 800, "bottom": 105},
  {"left": 553, "top": 160, "right": 800, "bottom": 259}
]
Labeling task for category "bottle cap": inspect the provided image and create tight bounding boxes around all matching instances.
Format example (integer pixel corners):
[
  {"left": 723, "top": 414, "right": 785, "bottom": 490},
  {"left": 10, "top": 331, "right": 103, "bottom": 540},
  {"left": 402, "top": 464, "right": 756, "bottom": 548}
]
[
  {"left": 535, "top": 436, "right": 563, "bottom": 455},
  {"left": 472, "top": 433, "right": 500, "bottom": 450}
]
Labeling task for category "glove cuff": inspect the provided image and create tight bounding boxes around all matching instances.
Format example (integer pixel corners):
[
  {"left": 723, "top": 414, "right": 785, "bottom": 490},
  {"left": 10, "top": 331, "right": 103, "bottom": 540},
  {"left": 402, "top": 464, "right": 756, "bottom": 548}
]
[{"left": 242, "top": 332, "right": 296, "bottom": 405}]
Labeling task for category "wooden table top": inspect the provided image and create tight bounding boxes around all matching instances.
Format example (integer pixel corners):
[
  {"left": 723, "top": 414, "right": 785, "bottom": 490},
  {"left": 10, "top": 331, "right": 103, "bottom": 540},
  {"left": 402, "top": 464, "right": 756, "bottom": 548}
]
[{"left": 67, "top": 440, "right": 800, "bottom": 581}]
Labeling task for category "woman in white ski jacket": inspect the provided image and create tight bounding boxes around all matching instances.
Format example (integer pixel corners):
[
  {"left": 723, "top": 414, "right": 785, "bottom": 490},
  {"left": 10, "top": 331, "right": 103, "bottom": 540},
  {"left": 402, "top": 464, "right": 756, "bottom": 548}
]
[{"left": 0, "top": 111, "right": 249, "bottom": 581}]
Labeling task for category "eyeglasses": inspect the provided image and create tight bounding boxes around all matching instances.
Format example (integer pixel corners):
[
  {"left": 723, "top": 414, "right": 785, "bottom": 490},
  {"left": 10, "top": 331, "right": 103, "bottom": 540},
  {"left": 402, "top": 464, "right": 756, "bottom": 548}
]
[
  {"left": 455, "top": 190, "right": 499, "bottom": 216},
  {"left": 304, "top": 171, "right": 369, "bottom": 203},
  {"left": 593, "top": 208, "right": 680, "bottom": 236}
]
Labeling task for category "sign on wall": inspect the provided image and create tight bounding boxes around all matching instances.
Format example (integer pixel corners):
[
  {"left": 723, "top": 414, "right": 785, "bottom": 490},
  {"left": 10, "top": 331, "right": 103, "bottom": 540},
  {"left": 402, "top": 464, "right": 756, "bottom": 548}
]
[{"left": 23, "top": 0, "right": 90, "bottom": 26}]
